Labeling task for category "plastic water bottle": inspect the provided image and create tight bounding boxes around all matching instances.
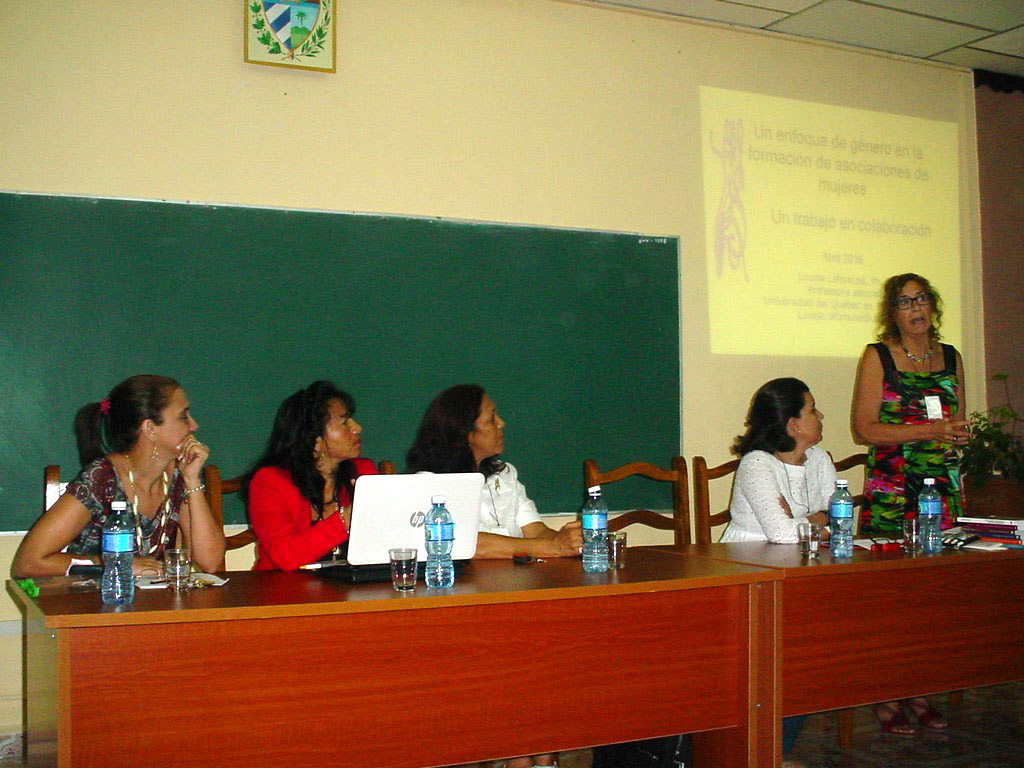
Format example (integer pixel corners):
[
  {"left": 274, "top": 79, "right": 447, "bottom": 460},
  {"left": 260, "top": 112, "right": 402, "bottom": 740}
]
[
  {"left": 828, "top": 480, "right": 854, "bottom": 558},
  {"left": 581, "top": 485, "right": 609, "bottom": 573},
  {"left": 424, "top": 495, "right": 455, "bottom": 588},
  {"left": 101, "top": 500, "right": 135, "bottom": 605},
  {"left": 918, "top": 478, "right": 943, "bottom": 554}
]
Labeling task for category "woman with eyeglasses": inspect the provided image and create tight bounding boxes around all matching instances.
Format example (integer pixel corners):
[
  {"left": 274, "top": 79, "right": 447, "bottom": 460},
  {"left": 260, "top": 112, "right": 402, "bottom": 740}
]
[
  {"left": 244, "top": 380, "right": 377, "bottom": 571},
  {"left": 852, "top": 273, "right": 965, "bottom": 735}
]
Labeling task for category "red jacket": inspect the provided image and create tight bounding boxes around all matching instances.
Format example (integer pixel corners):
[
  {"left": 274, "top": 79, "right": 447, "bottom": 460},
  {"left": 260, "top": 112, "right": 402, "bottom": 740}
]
[{"left": 249, "top": 458, "right": 378, "bottom": 571}]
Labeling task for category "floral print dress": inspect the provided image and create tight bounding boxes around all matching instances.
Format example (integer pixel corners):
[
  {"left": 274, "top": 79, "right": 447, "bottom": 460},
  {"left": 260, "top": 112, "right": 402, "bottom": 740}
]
[
  {"left": 863, "top": 342, "right": 961, "bottom": 533},
  {"left": 65, "top": 457, "right": 185, "bottom": 558}
]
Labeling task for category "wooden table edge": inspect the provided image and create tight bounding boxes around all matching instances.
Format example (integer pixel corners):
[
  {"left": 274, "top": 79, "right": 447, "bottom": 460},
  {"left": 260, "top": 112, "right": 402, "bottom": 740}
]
[{"left": 7, "top": 563, "right": 782, "bottom": 629}]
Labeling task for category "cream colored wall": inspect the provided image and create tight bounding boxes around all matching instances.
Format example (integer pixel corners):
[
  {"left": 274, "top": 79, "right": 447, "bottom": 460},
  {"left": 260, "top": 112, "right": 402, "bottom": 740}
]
[{"left": 1, "top": 0, "right": 985, "bottom": 742}]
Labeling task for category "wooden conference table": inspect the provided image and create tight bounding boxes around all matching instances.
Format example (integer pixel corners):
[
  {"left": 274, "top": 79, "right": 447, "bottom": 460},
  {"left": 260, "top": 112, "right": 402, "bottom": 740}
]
[
  {"left": 676, "top": 542, "right": 1024, "bottom": 717},
  {"left": 8, "top": 548, "right": 782, "bottom": 768}
]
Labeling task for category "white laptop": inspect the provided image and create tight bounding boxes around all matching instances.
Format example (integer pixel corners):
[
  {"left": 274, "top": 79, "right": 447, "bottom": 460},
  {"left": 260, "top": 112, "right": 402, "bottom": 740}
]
[{"left": 345, "top": 472, "right": 483, "bottom": 566}]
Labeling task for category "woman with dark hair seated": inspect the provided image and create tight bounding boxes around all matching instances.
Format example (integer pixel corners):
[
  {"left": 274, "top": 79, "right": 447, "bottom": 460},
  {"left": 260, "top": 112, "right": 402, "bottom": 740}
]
[
  {"left": 720, "top": 377, "right": 836, "bottom": 767},
  {"left": 12, "top": 374, "right": 225, "bottom": 578},
  {"left": 407, "top": 384, "right": 582, "bottom": 561},
  {"left": 245, "top": 380, "right": 377, "bottom": 571},
  {"left": 721, "top": 377, "right": 835, "bottom": 544}
]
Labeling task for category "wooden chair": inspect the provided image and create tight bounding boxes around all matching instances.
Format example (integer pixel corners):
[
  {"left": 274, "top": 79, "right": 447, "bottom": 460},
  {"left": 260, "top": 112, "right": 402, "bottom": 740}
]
[
  {"left": 204, "top": 465, "right": 252, "bottom": 571},
  {"left": 205, "top": 459, "right": 399, "bottom": 571},
  {"left": 832, "top": 451, "right": 869, "bottom": 518},
  {"left": 692, "top": 456, "right": 740, "bottom": 544},
  {"left": 583, "top": 457, "right": 691, "bottom": 545},
  {"left": 45, "top": 464, "right": 67, "bottom": 511}
]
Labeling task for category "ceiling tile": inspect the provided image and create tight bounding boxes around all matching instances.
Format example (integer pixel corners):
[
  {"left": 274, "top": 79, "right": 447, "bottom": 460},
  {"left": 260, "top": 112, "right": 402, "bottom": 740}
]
[
  {"left": 932, "top": 47, "right": 1024, "bottom": 78},
  {"left": 971, "top": 26, "right": 1024, "bottom": 57},
  {"left": 747, "top": 0, "right": 819, "bottom": 12},
  {"left": 769, "top": 0, "right": 986, "bottom": 58},
  {"left": 869, "top": 0, "right": 1024, "bottom": 32},
  {"left": 589, "top": 0, "right": 785, "bottom": 27}
]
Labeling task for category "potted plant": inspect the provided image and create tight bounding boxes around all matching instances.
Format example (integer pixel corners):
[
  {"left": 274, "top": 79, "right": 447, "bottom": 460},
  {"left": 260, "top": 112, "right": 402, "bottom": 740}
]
[{"left": 960, "top": 373, "right": 1024, "bottom": 514}]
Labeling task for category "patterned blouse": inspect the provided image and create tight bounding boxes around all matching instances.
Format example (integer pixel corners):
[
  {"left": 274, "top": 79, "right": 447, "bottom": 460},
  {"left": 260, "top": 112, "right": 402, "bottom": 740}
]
[{"left": 65, "top": 457, "right": 185, "bottom": 559}]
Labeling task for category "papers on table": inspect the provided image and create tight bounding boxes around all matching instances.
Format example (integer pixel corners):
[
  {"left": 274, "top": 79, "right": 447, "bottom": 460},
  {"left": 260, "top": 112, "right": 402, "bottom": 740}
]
[{"left": 135, "top": 572, "right": 230, "bottom": 589}]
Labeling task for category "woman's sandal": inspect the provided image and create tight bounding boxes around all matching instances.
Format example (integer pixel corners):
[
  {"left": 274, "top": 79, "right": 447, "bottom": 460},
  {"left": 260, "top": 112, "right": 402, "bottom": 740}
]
[
  {"left": 907, "top": 697, "right": 949, "bottom": 730},
  {"left": 874, "top": 701, "right": 917, "bottom": 736}
]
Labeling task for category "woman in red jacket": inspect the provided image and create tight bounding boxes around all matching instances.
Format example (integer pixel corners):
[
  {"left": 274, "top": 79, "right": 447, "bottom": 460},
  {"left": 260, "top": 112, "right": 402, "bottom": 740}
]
[{"left": 245, "top": 380, "right": 377, "bottom": 570}]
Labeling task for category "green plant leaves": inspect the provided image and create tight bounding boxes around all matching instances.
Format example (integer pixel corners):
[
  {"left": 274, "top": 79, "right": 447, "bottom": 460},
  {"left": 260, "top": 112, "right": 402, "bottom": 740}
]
[{"left": 961, "top": 373, "right": 1024, "bottom": 484}]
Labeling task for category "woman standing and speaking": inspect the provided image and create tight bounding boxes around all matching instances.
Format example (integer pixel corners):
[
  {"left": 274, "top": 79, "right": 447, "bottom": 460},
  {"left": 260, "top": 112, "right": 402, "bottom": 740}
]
[
  {"left": 852, "top": 273, "right": 966, "bottom": 735},
  {"left": 853, "top": 273, "right": 967, "bottom": 534}
]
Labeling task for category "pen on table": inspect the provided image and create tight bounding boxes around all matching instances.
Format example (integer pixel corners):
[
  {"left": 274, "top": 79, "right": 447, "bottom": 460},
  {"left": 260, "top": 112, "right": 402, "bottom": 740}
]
[{"left": 300, "top": 560, "right": 345, "bottom": 570}]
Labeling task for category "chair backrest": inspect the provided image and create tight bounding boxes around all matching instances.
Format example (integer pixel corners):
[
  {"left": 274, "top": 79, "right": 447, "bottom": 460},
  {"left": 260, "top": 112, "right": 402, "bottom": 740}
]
[
  {"left": 583, "top": 457, "right": 691, "bottom": 545},
  {"left": 692, "top": 456, "right": 740, "bottom": 544},
  {"left": 832, "top": 452, "right": 867, "bottom": 499},
  {"left": 831, "top": 452, "right": 869, "bottom": 527},
  {"left": 204, "top": 464, "right": 251, "bottom": 571},
  {"left": 45, "top": 464, "right": 68, "bottom": 511}
]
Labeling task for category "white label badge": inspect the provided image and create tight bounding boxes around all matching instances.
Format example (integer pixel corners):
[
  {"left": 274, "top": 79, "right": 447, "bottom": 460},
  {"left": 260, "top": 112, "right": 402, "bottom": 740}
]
[{"left": 924, "top": 395, "right": 943, "bottom": 420}]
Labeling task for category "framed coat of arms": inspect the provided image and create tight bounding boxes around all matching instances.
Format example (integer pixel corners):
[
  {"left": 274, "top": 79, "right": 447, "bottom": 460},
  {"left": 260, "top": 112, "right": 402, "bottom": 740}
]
[{"left": 245, "top": 0, "right": 336, "bottom": 73}]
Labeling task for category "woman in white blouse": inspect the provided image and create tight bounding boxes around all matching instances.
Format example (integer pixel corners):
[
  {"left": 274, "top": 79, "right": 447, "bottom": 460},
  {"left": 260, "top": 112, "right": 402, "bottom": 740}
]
[
  {"left": 721, "top": 377, "right": 836, "bottom": 544},
  {"left": 406, "top": 384, "right": 582, "bottom": 561}
]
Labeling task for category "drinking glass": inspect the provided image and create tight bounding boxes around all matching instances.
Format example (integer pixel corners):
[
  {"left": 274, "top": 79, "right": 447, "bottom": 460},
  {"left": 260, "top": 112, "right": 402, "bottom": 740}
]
[
  {"left": 389, "top": 548, "right": 418, "bottom": 592},
  {"left": 606, "top": 531, "right": 627, "bottom": 569},
  {"left": 902, "top": 518, "right": 920, "bottom": 553},
  {"left": 797, "top": 522, "right": 821, "bottom": 558},
  {"left": 163, "top": 548, "right": 192, "bottom": 591}
]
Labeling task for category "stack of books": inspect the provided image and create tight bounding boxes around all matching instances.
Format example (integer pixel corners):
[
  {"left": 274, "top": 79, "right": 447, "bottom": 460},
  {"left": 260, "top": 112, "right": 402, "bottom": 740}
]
[{"left": 956, "top": 515, "right": 1024, "bottom": 548}]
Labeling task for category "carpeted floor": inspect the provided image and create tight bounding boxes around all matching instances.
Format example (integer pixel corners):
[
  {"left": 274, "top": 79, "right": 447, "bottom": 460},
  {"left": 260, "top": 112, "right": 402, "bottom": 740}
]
[
  {"left": 786, "top": 684, "right": 1024, "bottom": 768},
  {"left": 563, "top": 682, "right": 1024, "bottom": 768}
]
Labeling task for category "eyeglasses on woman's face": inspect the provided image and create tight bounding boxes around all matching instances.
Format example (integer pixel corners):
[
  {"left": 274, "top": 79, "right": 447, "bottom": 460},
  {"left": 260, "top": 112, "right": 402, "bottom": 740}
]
[{"left": 893, "top": 292, "right": 931, "bottom": 310}]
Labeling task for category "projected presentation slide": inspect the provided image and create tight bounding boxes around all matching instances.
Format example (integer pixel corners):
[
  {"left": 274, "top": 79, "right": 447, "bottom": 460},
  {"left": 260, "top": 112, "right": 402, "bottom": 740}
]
[{"left": 701, "top": 87, "right": 961, "bottom": 358}]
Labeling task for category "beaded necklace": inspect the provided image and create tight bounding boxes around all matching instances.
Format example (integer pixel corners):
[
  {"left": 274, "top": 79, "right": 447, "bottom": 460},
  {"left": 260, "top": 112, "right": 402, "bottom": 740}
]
[{"left": 123, "top": 454, "right": 171, "bottom": 555}]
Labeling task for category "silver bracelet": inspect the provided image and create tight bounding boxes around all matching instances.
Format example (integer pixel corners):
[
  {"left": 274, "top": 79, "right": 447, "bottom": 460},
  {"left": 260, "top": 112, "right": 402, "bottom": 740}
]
[{"left": 185, "top": 483, "right": 207, "bottom": 495}]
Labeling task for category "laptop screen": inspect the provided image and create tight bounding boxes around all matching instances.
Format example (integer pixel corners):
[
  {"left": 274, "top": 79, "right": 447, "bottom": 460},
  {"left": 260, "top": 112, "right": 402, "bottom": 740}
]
[{"left": 346, "top": 473, "right": 483, "bottom": 565}]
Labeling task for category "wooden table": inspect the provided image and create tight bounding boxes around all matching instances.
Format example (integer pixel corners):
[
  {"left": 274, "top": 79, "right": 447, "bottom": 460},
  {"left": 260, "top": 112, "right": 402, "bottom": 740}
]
[
  {"left": 8, "top": 548, "right": 781, "bottom": 768},
  {"left": 677, "top": 543, "right": 1024, "bottom": 716}
]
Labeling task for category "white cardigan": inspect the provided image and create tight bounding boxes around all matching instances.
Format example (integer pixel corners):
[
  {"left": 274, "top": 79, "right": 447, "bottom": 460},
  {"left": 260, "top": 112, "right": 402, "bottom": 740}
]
[{"left": 720, "top": 446, "right": 837, "bottom": 543}]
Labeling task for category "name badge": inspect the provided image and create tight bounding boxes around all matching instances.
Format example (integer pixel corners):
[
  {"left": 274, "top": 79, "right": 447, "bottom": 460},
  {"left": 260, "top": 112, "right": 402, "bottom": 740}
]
[{"left": 924, "top": 395, "right": 943, "bottom": 420}]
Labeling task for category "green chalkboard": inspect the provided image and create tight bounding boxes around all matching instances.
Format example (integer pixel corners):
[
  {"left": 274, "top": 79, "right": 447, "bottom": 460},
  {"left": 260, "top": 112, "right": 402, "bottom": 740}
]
[{"left": 0, "top": 193, "right": 679, "bottom": 530}]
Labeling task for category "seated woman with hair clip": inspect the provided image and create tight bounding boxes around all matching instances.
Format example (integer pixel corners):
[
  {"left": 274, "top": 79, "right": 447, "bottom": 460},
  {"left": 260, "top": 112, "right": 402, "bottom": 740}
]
[
  {"left": 244, "top": 380, "right": 377, "bottom": 571},
  {"left": 12, "top": 374, "right": 225, "bottom": 579}
]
